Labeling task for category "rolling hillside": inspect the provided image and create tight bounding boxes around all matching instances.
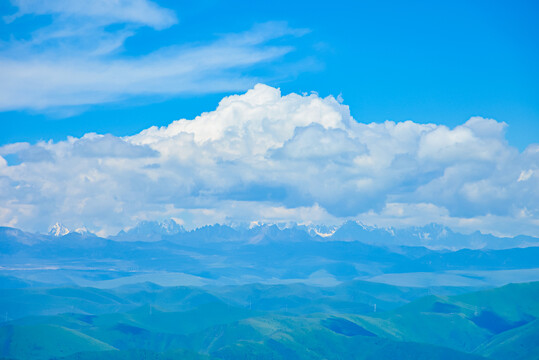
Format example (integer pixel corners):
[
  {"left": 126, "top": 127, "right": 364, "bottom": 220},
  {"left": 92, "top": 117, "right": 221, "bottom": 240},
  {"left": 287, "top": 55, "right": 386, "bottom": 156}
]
[{"left": 0, "top": 281, "right": 537, "bottom": 359}]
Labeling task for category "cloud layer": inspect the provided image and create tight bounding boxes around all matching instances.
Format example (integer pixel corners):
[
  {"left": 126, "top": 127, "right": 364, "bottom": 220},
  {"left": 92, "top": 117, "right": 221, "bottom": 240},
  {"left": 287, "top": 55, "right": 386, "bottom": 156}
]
[{"left": 0, "top": 84, "right": 538, "bottom": 236}]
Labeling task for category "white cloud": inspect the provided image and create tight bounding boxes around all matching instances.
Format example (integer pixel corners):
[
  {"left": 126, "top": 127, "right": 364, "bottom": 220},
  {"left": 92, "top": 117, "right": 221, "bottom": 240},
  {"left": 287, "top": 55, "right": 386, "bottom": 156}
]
[
  {"left": 5, "top": 0, "right": 177, "bottom": 29},
  {"left": 72, "top": 134, "right": 158, "bottom": 158},
  {"left": 518, "top": 169, "right": 533, "bottom": 182},
  {"left": 0, "top": 84, "right": 538, "bottom": 236},
  {"left": 1, "top": 0, "right": 309, "bottom": 111}
]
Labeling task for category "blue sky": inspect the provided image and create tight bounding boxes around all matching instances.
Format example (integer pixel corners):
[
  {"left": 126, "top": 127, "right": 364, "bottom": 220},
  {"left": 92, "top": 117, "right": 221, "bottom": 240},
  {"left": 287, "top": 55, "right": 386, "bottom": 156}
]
[
  {"left": 1, "top": 0, "right": 538, "bottom": 149},
  {"left": 0, "top": 0, "right": 538, "bottom": 236}
]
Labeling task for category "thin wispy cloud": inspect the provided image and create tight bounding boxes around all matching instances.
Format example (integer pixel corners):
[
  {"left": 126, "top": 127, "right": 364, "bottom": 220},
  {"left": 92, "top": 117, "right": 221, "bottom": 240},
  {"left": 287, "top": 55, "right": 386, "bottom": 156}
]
[
  {"left": 5, "top": 0, "right": 177, "bottom": 27},
  {"left": 0, "top": 1, "right": 308, "bottom": 111}
]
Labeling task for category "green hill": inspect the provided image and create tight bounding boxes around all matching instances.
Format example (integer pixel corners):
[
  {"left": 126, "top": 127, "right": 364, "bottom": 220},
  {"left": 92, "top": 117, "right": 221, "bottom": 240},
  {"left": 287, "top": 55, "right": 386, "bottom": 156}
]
[
  {"left": 55, "top": 349, "right": 213, "bottom": 360},
  {"left": 0, "top": 324, "right": 115, "bottom": 360},
  {"left": 453, "top": 282, "right": 539, "bottom": 322},
  {"left": 326, "top": 282, "right": 539, "bottom": 353},
  {"left": 1, "top": 281, "right": 538, "bottom": 359},
  {"left": 474, "top": 319, "right": 539, "bottom": 360},
  {"left": 207, "top": 317, "right": 487, "bottom": 360},
  {"left": 1, "top": 287, "right": 131, "bottom": 320}
]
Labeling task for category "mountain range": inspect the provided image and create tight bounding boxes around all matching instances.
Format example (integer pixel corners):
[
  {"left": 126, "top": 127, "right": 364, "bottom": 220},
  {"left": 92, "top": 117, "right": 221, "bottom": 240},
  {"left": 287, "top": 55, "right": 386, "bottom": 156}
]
[
  {"left": 1, "top": 222, "right": 538, "bottom": 359},
  {"left": 2, "top": 221, "right": 538, "bottom": 290},
  {"left": 46, "top": 220, "right": 539, "bottom": 250}
]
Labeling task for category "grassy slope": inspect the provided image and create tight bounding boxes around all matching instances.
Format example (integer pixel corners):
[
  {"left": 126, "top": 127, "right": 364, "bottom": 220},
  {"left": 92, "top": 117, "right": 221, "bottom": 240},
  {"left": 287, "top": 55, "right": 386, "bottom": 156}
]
[
  {"left": 205, "top": 315, "right": 487, "bottom": 360},
  {"left": 367, "top": 282, "right": 537, "bottom": 344},
  {"left": 1, "top": 282, "right": 538, "bottom": 359},
  {"left": 0, "top": 324, "right": 115, "bottom": 360},
  {"left": 473, "top": 319, "right": 539, "bottom": 360},
  {"left": 55, "top": 348, "right": 213, "bottom": 360},
  {"left": 1, "top": 279, "right": 478, "bottom": 323},
  {"left": 1, "top": 287, "right": 130, "bottom": 320},
  {"left": 453, "top": 282, "right": 539, "bottom": 321}
]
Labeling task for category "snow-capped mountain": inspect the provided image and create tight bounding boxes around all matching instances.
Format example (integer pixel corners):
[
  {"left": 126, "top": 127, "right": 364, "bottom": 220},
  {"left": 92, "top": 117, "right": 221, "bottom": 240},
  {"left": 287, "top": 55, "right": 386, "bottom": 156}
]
[
  {"left": 112, "top": 219, "right": 186, "bottom": 241},
  {"left": 302, "top": 224, "right": 339, "bottom": 238},
  {"left": 48, "top": 222, "right": 70, "bottom": 237},
  {"left": 35, "top": 217, "right": 537, "bottom": 249},
  {"left": 73, "top": 226, "right": 90, "bottom": 235},
  {"left": 47, "top": 223, "right": 96, "bottom": 238}
]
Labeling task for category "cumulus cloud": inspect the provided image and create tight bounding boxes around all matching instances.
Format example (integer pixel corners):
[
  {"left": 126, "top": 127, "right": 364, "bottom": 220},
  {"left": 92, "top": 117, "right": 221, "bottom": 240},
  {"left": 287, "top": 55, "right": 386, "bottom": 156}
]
[
  {"left": 0, "top": 0, "right": 309, "bottom": 111},
  {"left": 0, "top": 84, "right": 538, "bottom": 236},
  {"left": 72, "top": 134, "right": 158, "bottom": 158}
]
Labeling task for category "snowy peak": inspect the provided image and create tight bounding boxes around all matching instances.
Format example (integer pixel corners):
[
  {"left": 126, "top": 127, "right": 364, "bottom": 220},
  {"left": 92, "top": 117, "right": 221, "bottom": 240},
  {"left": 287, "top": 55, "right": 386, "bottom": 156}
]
[
  {"left": 48, "top": 223, "right": 95, "bottom": 237},
  {"left": 130, "top": 219, "right": 185, "bottom": 236},
  {"left": 304, "top": 224, "right": 339, "bottom": 238},
  {"left": 113, "top": 219, "right": 185, "bottom": 241},
  {"left": 74, "top": 226, "right": 90, "bottom": 235},
  {"left": 158, "top": 219, "right": 185, "bottom": 235},
  {"left": 48, "top": 222, "right": 70, "bottom": 237}
]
